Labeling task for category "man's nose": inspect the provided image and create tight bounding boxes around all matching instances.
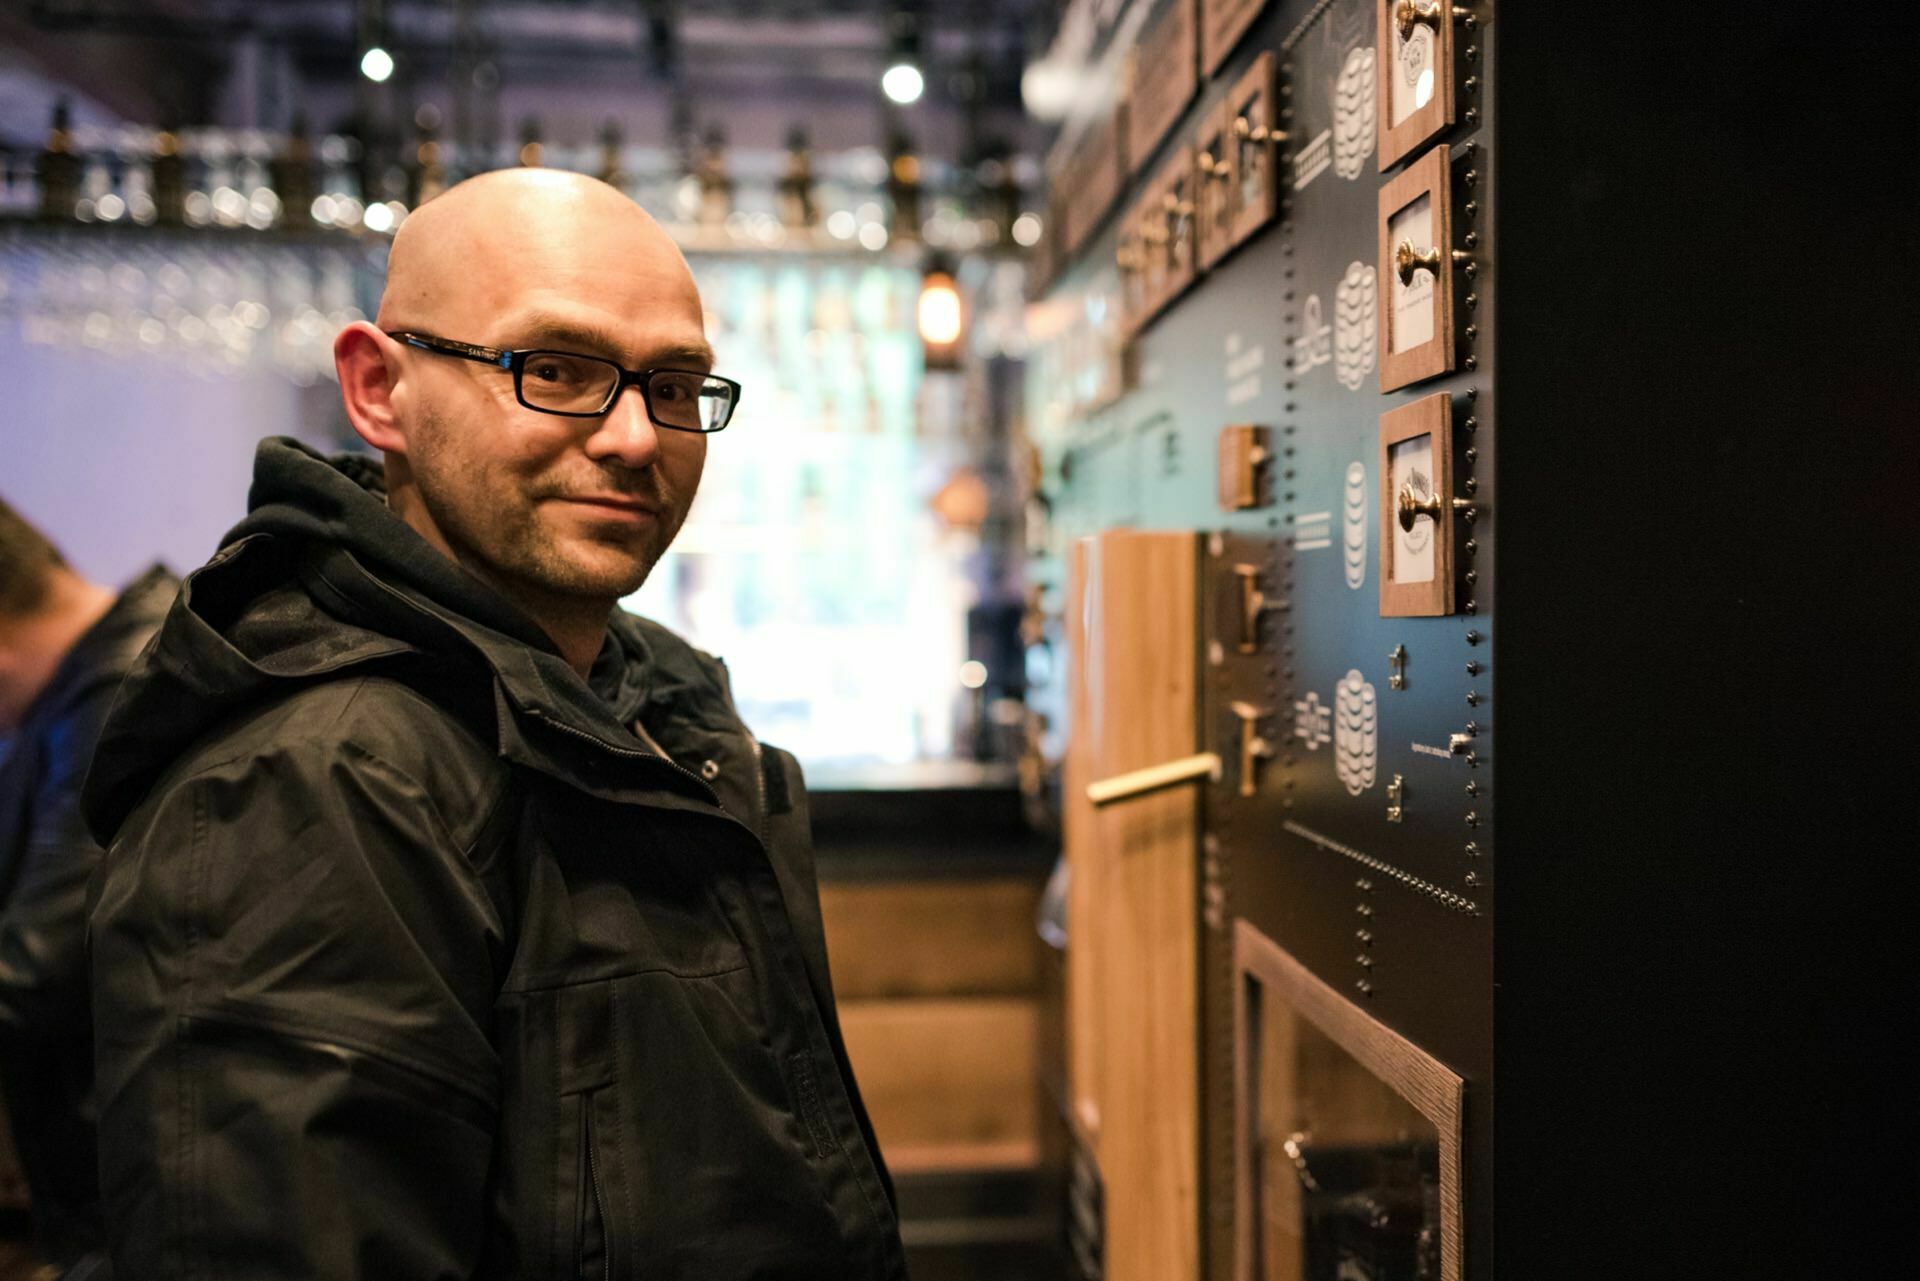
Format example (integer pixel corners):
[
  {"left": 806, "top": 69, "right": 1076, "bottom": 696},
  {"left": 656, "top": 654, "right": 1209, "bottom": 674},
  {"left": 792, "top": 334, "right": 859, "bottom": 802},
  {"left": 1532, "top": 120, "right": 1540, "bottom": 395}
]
[{"left": 583, "top": 382, "right": 661, "bottom": 469}]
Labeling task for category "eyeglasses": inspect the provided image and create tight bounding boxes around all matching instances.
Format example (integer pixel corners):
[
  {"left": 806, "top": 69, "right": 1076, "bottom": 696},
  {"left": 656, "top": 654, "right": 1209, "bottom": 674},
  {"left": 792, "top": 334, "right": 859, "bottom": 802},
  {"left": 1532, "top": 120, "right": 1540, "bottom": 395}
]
[{"left": 386, "top": 330, "right": 741, "bottom": 433}]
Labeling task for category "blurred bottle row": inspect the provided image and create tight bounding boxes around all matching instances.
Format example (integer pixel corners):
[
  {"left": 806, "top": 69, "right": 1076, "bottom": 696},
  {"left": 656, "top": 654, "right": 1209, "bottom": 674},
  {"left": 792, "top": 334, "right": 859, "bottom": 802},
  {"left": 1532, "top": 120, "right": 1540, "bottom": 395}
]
[{"left": 1, "top": 100, "right": 1045, "bottom": 256}]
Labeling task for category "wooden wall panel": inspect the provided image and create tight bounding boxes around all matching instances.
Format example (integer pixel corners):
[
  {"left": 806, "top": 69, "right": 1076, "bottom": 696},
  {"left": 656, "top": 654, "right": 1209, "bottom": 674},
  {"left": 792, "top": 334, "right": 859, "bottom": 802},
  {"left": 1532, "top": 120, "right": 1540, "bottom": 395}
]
[
  {"left": 820, "top": 878, "right": 1043, "bottom": 1001},
  {"left": 1065, "top": 530, "right": 1202, "bottom": 1281},
  {"left": 837, "top": 998, "right": 1042, "bottom": 1173}
]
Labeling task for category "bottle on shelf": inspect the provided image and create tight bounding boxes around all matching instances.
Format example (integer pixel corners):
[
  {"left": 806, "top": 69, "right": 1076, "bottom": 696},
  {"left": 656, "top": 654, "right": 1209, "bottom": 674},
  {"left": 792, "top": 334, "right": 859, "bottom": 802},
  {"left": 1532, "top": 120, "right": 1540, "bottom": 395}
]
[
  {"left": 37, "top": 99, "right": 81, "bottom": 221},
  {"left": 778, "top": 125, "right": 815, "bottom": 230},
  {"left": 272, "top": 114, "right": 316, "bottom": 226}
]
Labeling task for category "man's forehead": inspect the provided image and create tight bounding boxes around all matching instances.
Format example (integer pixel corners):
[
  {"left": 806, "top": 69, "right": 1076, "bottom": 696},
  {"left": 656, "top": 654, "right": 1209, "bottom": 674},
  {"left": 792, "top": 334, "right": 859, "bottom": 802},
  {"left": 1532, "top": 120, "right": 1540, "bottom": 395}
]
[{"left": 497, "top": 302, "right": 715, "bottom": 367}]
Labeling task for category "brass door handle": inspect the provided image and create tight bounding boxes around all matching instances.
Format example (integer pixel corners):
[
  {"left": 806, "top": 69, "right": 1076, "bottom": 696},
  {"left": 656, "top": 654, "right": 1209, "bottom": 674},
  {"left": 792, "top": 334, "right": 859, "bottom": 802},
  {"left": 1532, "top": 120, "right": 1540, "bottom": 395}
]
[
  {"left": 1233, "top": 563, "right": 1274, "bottom": 653},
  {"left": 1231, "top": 701, "right": 1274, "bottom": 799},
  {"left": 1397, "top": 481, "right": 1474, "bottom": 532},
  {"left": 1396, "top": 1, "right": 1474, "bottom": 40},
  {"left": 1394, "top": 239, "right": 1470, "bottom": 287},
  {"left": 1087, "top": 752, "right": 1222, "bottom": 806}
]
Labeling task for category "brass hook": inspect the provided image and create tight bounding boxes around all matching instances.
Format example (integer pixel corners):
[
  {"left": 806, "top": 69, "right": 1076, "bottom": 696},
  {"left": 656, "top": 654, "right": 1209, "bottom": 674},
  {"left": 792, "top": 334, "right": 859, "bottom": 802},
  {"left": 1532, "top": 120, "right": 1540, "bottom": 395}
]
[
  {"left": 1395, "top": 239, "right": 1442, "bottom": 287},
  {"left": 1398, "top": 1, "right": 1475, "bottom": 40},
  {"left": 1397, "top": 481, "right": 1473, "bottom": 533}
]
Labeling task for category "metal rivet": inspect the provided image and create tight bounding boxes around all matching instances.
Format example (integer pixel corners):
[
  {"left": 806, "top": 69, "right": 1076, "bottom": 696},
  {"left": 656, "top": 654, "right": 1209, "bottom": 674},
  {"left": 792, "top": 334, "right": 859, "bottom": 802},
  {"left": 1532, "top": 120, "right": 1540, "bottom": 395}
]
[
  {"left": 1465, "top": 661, "right": 1481, "bottom": 676},
  {"left": 700, "top": 759, "right": 721, "bottom": 780},
  {"left": 1463, "top": 538, "right": 1478, "bottom": 556},
  {"left": 1465, "top": 811, "right": 1479, "bottom": 827},
  {"left": 1465, "top": 630, "right": 1482, "bottom": 645},
  {"left": 1464, "top": 871, "right": 1481, "bottom": 886},
  {"left": 1466, "top": 691, "right": 1480, "bottom": 706}
]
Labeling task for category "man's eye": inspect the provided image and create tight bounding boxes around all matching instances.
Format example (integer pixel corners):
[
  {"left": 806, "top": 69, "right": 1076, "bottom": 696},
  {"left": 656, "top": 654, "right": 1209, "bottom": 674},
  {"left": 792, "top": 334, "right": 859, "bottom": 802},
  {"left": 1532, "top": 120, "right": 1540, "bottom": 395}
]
[{"left": 529, "top": 361, "right": 565, "bottom": 383}]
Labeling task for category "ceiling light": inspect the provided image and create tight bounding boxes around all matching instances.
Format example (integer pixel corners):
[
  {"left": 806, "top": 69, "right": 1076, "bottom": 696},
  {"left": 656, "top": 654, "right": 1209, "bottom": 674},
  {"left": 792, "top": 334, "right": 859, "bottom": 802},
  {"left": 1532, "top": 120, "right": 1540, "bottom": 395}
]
[
  {"left": 918, "top": 271, "right": 962, "bottom": 346},
  {"left": 882, "top": 62, "right": 924, "bottom": 105},
  {"left": 360, "top": 46, "right": 395, "bottom": 83}
]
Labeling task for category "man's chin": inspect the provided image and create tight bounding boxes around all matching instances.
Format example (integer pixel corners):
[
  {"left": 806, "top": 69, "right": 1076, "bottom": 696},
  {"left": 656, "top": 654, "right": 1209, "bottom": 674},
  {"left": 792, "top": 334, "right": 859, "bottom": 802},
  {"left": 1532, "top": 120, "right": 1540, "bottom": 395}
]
[{"left": 542, "top": 543, "right": 661, "bottom": 599}]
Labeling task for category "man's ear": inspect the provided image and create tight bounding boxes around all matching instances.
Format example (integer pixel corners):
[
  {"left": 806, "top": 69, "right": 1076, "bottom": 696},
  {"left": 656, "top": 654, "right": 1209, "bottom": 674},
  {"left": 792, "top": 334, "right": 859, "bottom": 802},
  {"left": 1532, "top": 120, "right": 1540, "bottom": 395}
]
[{"left": 334, "top": 322, "right": 408, "bottom": 453}]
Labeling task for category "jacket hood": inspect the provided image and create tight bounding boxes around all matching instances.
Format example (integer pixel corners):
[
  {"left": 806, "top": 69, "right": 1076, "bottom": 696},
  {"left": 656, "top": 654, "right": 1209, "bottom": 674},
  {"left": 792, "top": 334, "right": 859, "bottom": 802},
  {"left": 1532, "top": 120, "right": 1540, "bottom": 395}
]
[{"left": 83, "top": 437, "right": 738, "bottom": 845}]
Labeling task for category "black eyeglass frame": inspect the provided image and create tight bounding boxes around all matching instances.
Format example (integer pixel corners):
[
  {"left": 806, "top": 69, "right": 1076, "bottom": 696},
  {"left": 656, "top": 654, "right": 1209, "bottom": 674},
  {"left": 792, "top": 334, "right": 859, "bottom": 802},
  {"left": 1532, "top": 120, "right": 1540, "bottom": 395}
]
[{"left": 384, "top": 329, "right": 741, "bottom": 432}]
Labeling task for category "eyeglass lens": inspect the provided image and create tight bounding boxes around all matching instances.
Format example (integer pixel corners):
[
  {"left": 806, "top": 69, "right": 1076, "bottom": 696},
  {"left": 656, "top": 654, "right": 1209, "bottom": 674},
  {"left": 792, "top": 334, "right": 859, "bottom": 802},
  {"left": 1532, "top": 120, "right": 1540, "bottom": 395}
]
[{"left": 518, "top": 352, "right": 733, "bottom": 430}]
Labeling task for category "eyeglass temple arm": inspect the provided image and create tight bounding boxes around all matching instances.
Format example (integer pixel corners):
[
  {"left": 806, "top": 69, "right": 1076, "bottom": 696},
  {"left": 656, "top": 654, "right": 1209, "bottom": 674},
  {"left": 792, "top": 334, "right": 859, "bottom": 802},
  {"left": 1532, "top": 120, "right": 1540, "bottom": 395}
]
[{"left": 389, "top": 331, "right": 513, "bottom": 369}]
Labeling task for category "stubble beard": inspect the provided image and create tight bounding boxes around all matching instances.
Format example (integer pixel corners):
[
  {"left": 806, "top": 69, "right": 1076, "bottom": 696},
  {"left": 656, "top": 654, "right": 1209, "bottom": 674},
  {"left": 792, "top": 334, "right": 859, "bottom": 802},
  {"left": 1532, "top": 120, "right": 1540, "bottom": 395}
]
[{"left": 411, "top": 407, "right": 690, "bottom": 611}]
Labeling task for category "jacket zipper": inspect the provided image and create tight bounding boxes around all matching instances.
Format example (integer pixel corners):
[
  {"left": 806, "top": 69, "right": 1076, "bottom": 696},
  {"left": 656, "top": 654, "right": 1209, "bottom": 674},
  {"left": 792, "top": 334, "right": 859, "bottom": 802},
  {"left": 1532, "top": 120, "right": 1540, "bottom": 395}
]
[
  {"left": 586, "top": 1099, "right": 609, "bottom": 1281},
  {"left": 746, "top": 732, "right": 771, "bottom": 846}
]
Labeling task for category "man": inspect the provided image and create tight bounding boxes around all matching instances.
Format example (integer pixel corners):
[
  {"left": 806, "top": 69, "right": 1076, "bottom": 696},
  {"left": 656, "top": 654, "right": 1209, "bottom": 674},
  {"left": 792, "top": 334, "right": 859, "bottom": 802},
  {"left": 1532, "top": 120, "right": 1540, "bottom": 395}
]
[
  {"left": 82, "top": 170, "right": 905, "bottom": 1279},
  {"left": 0, "top": 498, "right": 174, "bottom": 1277}
]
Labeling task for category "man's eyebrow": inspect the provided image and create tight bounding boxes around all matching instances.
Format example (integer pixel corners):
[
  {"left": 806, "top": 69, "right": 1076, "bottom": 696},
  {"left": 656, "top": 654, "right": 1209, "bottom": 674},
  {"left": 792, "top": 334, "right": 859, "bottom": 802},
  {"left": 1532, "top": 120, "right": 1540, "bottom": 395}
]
[{"left": 510, "top": 316, "right": 714, "bottom": 370}]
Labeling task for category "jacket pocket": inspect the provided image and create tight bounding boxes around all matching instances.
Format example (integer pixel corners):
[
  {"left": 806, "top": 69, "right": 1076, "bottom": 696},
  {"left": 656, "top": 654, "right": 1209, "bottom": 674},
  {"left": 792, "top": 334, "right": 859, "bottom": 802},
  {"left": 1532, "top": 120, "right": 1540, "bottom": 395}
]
[{"left": 576, "top": 1087, "right": 611, "bottom": 1281}]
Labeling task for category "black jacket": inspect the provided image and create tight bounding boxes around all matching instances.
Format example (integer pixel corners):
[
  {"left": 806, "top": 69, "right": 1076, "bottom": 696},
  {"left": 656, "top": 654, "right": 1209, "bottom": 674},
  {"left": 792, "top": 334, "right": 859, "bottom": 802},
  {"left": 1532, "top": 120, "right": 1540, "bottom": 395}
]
[
  {"left": 0, "top": 564, "right": 175, "bottom": 1270},
  {"left": 81, "top": 439, "right": 905, "bottom": 1280}
]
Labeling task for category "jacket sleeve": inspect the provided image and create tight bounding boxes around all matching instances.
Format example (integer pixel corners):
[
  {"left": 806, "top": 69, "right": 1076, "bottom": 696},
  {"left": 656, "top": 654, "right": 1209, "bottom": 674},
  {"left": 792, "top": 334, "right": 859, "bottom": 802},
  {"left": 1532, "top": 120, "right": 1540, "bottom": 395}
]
[
  {"left": 0, "top": 682, "right": 115, "bottom": 1040},
  {"left": 89, "top": 737, "right": 511, "bottom": 1280}
]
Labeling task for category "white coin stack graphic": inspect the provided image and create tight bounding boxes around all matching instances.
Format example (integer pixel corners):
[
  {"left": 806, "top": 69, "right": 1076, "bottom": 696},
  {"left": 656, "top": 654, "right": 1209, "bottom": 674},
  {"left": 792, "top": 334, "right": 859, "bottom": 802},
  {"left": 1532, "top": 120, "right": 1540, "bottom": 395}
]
[
  {"left": 1334, "top": 669, "right": 1378, "bottom": 796},
  {"left": 1334, "top": 261, "right": 1377, "bottom": 390},
  {"left": 1343, "top": 461, "right": 1367, "bottom": 590},
  {"left": 1332, "top": 45, "right": 1378, "bottom": 181}
]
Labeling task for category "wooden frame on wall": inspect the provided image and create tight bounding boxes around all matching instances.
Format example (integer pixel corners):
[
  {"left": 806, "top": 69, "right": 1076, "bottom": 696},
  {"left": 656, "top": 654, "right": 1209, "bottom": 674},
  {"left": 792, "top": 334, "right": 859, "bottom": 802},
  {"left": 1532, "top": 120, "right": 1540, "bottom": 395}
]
[
  {"left": 1224, "top": 51, "right": 1280, "bottom": 255},
  {"left": 1376, "top": 143, "right": 1455, "bottom": 391},
  {"left": 1233, "top": 918, "right": 1466, "bottom": 1281},
  {"left": 1377, "top": 392, "right": 1458, "bottom": 617},
  {"left": 1376, "top": 0, "right": 1457, "bottom": 171},
  {"left": 1125, "top": 0, "right": 1200, "bottom": 176},
  {"left": 1201, "top": 0, "right": 1270, "bottom": 78},
  {"left": 1195, "top": 101, "right": 1235, "bottom": 272}
]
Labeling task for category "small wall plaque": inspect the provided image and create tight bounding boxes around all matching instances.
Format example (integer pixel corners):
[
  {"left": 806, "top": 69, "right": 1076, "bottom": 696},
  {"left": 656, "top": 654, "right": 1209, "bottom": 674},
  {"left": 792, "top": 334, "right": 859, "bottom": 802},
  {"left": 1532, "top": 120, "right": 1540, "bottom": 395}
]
[
  {"left": 1218, "top": 424, "right": 1272, "bottom": 511},
  {"left": 1195, "top": 102, "right": 1235, "bottom": 272},
  {"left": 1376, "top": 0, "right": 1461, "bottom": 171},
  {"left": 1377, "top": 144, "right": 1456, "bottom": 391},
  {"left": 1201, "top": 0, "right": 1270, "bottom": 78},
  {"left": 1224, "top": 52, "right": 1281, "bottom": 256},
  {"left": 1125, "top": 0, "right": 1200, "bottom": 175},
  {"left": 1378, "top": 392, "right": 1460, "bottom": 617}
]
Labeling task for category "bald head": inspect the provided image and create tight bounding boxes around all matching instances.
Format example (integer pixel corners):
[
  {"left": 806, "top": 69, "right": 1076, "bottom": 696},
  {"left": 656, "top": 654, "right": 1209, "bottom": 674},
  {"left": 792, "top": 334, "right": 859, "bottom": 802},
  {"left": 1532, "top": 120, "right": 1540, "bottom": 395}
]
[{"left": 377, "top": 168, "right": 699, "bottom": 338}]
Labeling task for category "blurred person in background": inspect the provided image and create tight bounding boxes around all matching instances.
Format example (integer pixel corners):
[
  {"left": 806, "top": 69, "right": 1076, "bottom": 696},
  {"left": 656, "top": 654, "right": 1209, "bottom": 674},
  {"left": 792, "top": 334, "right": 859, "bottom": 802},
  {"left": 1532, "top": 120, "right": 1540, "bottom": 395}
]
[
  {"left": 0, "top": 497, "right": 175, "bottom": 1280},
  {"left": 80, "top": 169, "right": 904, "bottom": 1279}
]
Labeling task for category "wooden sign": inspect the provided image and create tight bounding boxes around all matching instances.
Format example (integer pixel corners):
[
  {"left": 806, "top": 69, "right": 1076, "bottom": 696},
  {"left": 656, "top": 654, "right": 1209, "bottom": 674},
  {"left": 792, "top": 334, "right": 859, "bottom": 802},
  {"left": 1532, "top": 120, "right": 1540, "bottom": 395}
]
[
  {"left": 1051, "top": 110, "right": 1126, "bottom": 259},
  {"left": 1201, "top": 0, "right": 1270, "bottom": 77},
  {"left": 1125, "top": 143, "right": 1199, "bottom": 335},
  {"left": 1194, "top": 101, "right": 1235, "bottom": 271},
  {"left": 1224, "top": 51, "right": 1281, "bottom": 255},
  {"left": 1217, "top": 424, "right": 1272, "bottom": 511},
  {"left": 1125, "top": 0, "right": 1199, "bottom": 175},
  {"left": 1377, "top": 0, "right": 1462, "bottom": 171},
  {"left": 1377, "top": 143, "right": 1456, "bottom": 391},
  {"left": 1378, "top": 392, "right": 1460, "bottom": 617}
]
